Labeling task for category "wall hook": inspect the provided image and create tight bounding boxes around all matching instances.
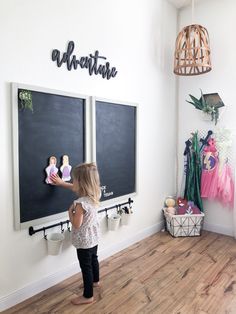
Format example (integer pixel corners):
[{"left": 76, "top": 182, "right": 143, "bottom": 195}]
[
  {"left": 60, "top": 222, "right": 64, "bottom": 233},
  {"left": 118, "top": 204, "right": 123, "bottom": 215},
  {"left": 128, "top": 198, "right": 133, "bottom": 213},
  {"left": 43, "top": 228, "right": 47, "bottom": 240},
  {"left": 67, "top": 220, "right": 71, "bottom": 232},
  {"left": 200, "top": 130, "right": 213, "bottom": 151},
  {"left": 128, "top": 197, "right": 132, "bottom": 206}
]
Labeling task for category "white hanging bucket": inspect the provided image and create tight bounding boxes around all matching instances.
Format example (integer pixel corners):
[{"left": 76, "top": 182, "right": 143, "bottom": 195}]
[
  {"left": 107, "top": 214, "right": 121, "bottom": 231},
  {"left": 121, "top": 213, "right": 131, "bottom": 225},
  {"left": 47, "top": 232, "right": 65, "bottom": 255}
]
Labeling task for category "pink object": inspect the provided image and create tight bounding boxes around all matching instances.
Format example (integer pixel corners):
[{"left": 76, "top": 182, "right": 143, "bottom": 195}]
[
  {"left": 177, "top": 206, "right": 187, "bottom": 215},
  {"left": 204, "top": 138, "right": 217, "bottom": 153},
  {"left": 191, "top": 206, "right": 201, "bottom": 214},
  {"left": 176, "top": 197, "right": 188, "bottom": 214},
  {"left": 177, "top": 200, "right": 201, "bottom": 215},
  {"left": 177, "top": 198, "right": 188, "bottom": 207},
  {"left": 217, "top": 162, "right": 234, "bottom": 209},
  {"left": 201, "top": 138, "right": 219, "bottom": 199}
]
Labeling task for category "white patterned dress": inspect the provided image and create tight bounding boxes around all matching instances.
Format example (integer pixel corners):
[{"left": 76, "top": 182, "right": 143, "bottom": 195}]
[{"left": 71, "top": 196, "right": 99, "bottom": 249}]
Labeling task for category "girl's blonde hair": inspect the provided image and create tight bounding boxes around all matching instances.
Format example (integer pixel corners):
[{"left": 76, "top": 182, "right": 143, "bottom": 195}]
[{"left": 72, "top": 163, "right": 101, "bottom": 205}]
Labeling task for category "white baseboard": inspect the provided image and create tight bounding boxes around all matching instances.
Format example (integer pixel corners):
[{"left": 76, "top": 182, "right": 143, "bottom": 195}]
[
  {"left": 0, "top": 222, "right": 163, "bottom": 312},
  {"left": 203, "top": 222, "right": 234, "bottom": 237},
  {"left": 99, "top": 221, "right": 164, "bottom": 260},
  {"left": 0, "top": 262, "right": 79, "bottom": 312}
]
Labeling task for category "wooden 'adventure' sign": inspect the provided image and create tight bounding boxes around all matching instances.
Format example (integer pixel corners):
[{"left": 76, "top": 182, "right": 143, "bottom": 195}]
[{"left": 51, "top": 41, "right": 118, "bottom": 80}]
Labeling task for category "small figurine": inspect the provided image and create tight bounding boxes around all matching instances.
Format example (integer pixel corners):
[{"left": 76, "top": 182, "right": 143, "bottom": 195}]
[
  {"left": 45, "top": 156, "right": 58, "bottom": 184},
  {"left": 60, "top": 155, "right": 72, "bottom": 181},
  {"left": 186, "top": 201, "right": 201, "bottom": 214}
]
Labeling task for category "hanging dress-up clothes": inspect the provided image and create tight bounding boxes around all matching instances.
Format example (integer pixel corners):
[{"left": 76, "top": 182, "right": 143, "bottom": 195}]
[
  {"left": 217, "top": 161, "right": 234, "bottom": 208},
  {"left": 201, "top": 138, "right": 219, "bottom": 199},
  {"left": 184, "top": 132, "right": 204, "bottom": 212}
]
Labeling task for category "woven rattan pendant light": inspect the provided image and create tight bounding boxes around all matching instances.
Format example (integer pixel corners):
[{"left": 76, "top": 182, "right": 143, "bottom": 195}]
[{"left": 174, "top": 0, "right": 212, "bottom": 76}]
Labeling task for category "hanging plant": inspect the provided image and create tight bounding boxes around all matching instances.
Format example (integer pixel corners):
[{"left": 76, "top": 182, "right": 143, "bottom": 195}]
[
  {"left": 19, "top": 90, "right": 33, "bottom": 112},
  {"left": 186, "top": 90, "right": 224, "bottom": 125}
]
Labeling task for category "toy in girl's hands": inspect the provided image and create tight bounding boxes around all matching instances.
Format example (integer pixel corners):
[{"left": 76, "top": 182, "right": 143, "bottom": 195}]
[{"left": 45, "top": 156, "right": 59, "bottom": 184}]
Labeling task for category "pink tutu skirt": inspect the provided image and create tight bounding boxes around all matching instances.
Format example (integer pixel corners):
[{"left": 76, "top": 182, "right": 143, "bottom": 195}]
[{"left": 217, "top": 163, "right": 234, "bottom": 208}]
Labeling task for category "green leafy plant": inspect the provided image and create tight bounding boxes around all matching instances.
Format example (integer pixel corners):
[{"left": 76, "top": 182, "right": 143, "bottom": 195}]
[
  {"left": 19, "top": 90, "right": 33, "bottom": 112},
  {"left": 186, "top": 90, "right": 220, "bottom": 125}
]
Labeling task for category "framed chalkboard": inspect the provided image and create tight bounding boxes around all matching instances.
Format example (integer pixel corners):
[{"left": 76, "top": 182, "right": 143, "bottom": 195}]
[
  {"left": 12, "top": 83, "right": 89, "bottom": 230},
  {"left": 92, "top": 97, "right": 137, "bottom": 203}
]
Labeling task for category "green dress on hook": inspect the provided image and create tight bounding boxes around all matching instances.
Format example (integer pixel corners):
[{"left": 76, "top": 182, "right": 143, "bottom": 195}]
[{"left": 184, "top": 132, "right": 204, "bottom": 212}]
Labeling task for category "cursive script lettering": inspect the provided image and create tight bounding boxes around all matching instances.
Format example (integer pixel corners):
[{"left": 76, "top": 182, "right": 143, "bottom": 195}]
[{"left": 51, "top": 41, "right": 118, "bottom": 80}]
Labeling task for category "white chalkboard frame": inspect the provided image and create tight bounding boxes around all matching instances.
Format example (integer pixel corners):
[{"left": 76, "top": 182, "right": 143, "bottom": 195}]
[
  {"left": 12, "top": 83, "right": 90, "bottom": 230},
  {"left": 91, "top": 96, "right": 138, "bottom": 207}
]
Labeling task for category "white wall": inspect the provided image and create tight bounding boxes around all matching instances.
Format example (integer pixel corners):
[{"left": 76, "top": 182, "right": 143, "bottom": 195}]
[
  {"left": 0, "top": 0, "right": 177, "bottom": 310},
  {"left": 177, "top": 0, "right": 236, "bottom": 236}
]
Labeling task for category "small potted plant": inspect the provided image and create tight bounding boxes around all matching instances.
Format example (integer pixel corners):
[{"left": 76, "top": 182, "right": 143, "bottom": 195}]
[
  {"left": 186, "top": 90, "right": 224, "bottom": 125},
  {"left": 18, "top": 89, "right": 33, "bottom": 112}
]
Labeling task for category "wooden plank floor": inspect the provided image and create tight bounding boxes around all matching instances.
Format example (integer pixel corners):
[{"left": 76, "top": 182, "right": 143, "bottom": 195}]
[{"left": 3, "top": 230, "right": 236, "bottom": 314}]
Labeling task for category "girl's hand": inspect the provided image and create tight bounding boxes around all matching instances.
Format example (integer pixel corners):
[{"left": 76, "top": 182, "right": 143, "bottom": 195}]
[
  {"left": 50, "top": 173, "right": 74, "bottom": 190},
  {"left": 68, "top": 203, "right": 75, "bottom": 214},
  {"left": 50, "top": 173, "right": 64, "bottom": 186}
]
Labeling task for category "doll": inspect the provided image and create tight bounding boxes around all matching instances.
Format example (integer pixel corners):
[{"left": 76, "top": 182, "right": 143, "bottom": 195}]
[
  {"left": 60, "top": 155, "right": 72, "bottom": 181},
  {"left": 164, "top": 197, "right": 176, "bottom": 215}
]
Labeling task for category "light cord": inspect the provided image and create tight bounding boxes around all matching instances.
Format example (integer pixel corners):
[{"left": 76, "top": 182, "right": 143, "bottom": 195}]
[{"left": 191, "top": 0, "right": 195, "bottom": 24}]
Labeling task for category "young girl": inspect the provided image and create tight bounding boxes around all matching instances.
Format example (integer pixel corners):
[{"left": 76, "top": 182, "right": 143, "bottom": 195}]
[{"left": 50, "top": 163, "right": 101, "bottom": 305}]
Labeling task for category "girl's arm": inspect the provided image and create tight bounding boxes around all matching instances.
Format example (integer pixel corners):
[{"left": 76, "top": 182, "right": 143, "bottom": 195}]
[
  {"left": 68, "top": 203, "right": 84, "bottom": 229},
  {"left": 50, "top": 173, "right": 74, "bottom": 190}
]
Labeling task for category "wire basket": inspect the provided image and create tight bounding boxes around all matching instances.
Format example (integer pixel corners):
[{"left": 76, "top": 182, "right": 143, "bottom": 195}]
[{"left": 163, "top": 209, "right": 204, "bottom": 237}]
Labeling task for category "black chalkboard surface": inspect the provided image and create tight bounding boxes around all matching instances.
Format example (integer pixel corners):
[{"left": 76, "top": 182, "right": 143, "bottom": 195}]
[
  {"left": 17, "top": 88, "right": 85, "bottom": 223},
  {"left": 95, "top": 100, "right": 136, "bottom": 201}
]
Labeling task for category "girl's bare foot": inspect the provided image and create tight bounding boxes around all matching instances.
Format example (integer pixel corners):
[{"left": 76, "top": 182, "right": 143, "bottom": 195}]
[
  {"left": 79, "top": 282, "right": 100, "bottom": 289},
  {"left": 71, "top": 296, "right": 94, "bottom": 305},
  {"left": 93, "top": 282, "right": 100, "bottom": 287}
]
